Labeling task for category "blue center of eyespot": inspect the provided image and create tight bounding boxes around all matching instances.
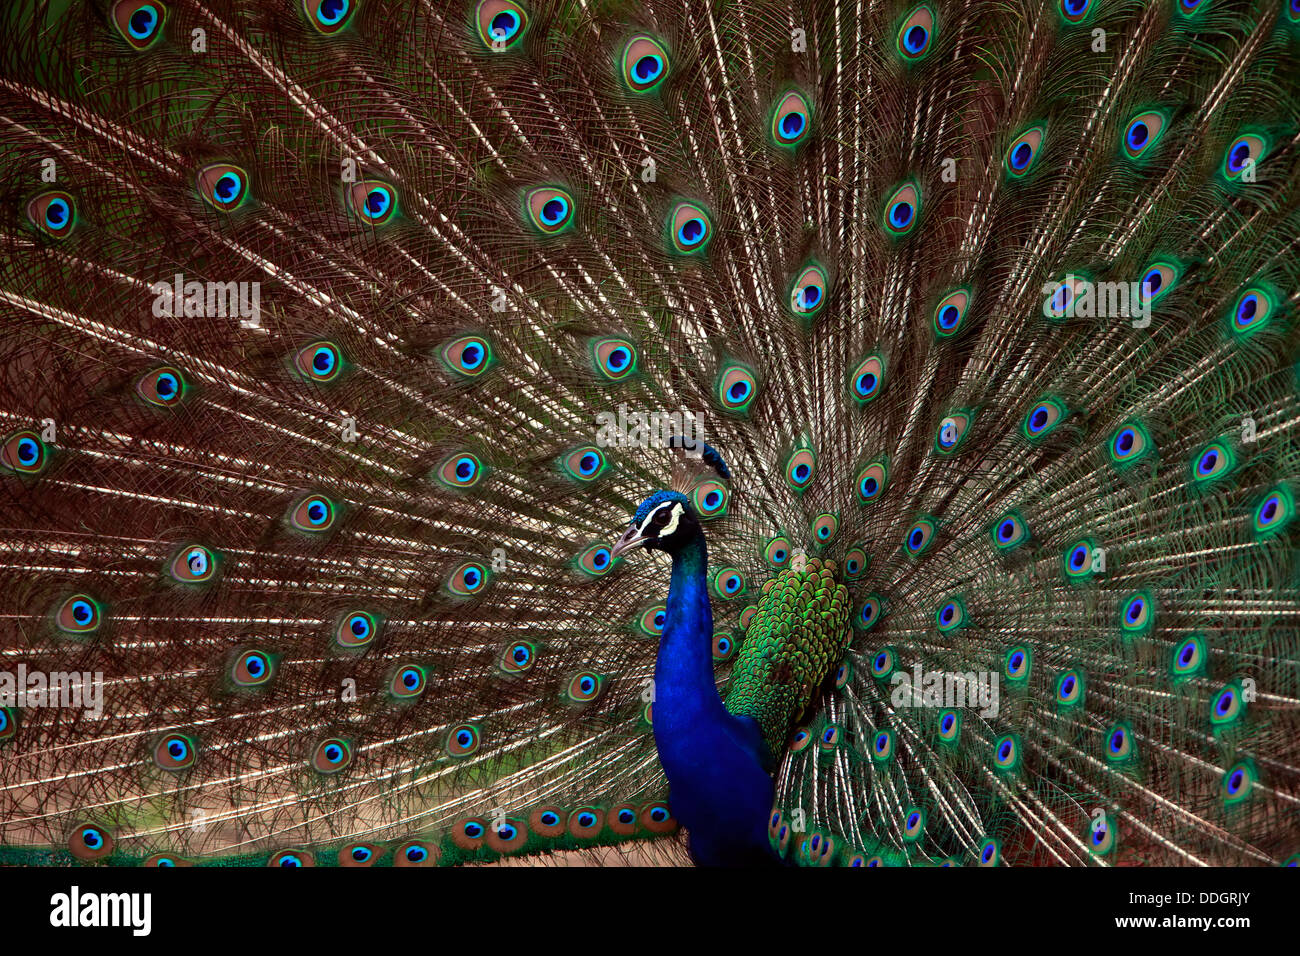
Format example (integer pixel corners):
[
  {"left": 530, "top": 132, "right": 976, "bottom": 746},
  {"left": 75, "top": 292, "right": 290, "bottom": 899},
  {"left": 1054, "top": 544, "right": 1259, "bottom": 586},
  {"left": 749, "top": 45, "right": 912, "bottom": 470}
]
[
  {"left": 352, "top": 847, "right": 370, "bottom": 861},
  {"left": 939, "top": 305, "right": 960, "bottom": 328},
  {"left": 215, "top": 174, "right": 240, "bottom": 203},
  {"left": 46, "top": 200, "right": 68, "bottom": 226},
  {"left": 1217, "top": 691, "right": 1234, "bottom": 715},
  {"left": 1126, "top": 599, "right": 1144, "bottom": 623},
  {"left": 725, "top": 576, "right": 739, "bottom": 592},
  {"left": 654, "top": 611, "right": 665, "bottom": 627},
  {"left": 578, "top": 812, "right": 596, "bottom": 827},
  {"left": 1236, "top": 295, "right": 1258, "bottom": 325},
  {"left": 705, "top": 492, "right": 721, "bottom": 508},
  {"left": 541, "top": 198, "right": 567, "bottom": 225},
  {"left": 999, "top": 520, "right": 1015, "bottom": 540},
  {"left": 592, "top": 549, "right": 609, "bottom": 568},
  {"left": 781, "top": 112, "right": 806, "bottom": 138},
  {"left": 907, "top": 812, "right": 919, "bottom": 828},
  {"left": 909, "top": 529, "right": 924, "bottom": 549},
  {"left": 458, "top": 730, "right": 473, "bottom": 746},
  {"left": 18, "top": 438, "right": 38, "bottom": 464},
  {"left": 1092, "top": 824, "right": 1106, "bottom": 844},
  {"left": 313, "top": 348, "right": 335, "bottom": 373},
  {"left": 940, "top": 604, "right": 954, "bottom": 624},
  {"left": 1143, "top": 270, "right": 1163, "bottom": 294},
  {"left": 875, "top": 653, "right": 887, "bottom": 670},
  {"left": 455, "top": 458, "right": 474, "bottom": 480},
  {"left": 513, "top": 646, "right": 529, "bottom": 663},
  {"left": 1260, "top": 497, "right": 1279, "bottom": 523},
  {"left": 83, "top": 829, "right": 102, "bottom": 849},
  {"left": 1012, "top": 142, "right": 1033, "bottom": 168},
  {"left": 876, "top": 734, "right": 888, "bottom": 752},
  {"left": 983, "top": 845, "right": 995, "bottom": 862},
  {"left": 679, "top": 218, "right": 705, "bottom": 245},
  {"left": 793, "top": 463, "right": 809, "bottom": 482},
  {"left": 542, "top": 811, "right": 560, "bottom": 826},
  {"left": 890, "top": 201, "right": 913, "bottom": 228},
  {"left": 1061, "top": 676, "right": 1075, "bottom": 695},
  {"left": 497, "top": 826, "right": 515, "bottom": 841},
  {"left": 156, "top": 374, "right": 177, "bottom": 397},
  {"left": 72, "top": 601, "right": 92, "bottom": 623},
  {"left": 1010, "top": 652, "right": 1023, "bottom": 670},
  {"left": 904, "top": 25, "right": 927, "bottom": 52},
  {"left": 461, "top": 344, "right": 482, "bottom": 368},
  {"left": 1128, "top": 122, "right": 1149, "bottom": 149},
  {"left": 188, "top": 548, "right": 208, "bottom": 574},
  {"left": 350, "top": 616, "right": 369, "bottom": 636},
  {"left": 407, "top": 844, "right": 428, "bottom": 860},
  {"left": 773, "top": 549, "right": 786, "bottom": 562},
  {"left": 465, "top": 822, "right": 483, "bottom": 837},
  {"left": 717, "top": 638, "right": 730, "bottom": 653},
  {"left": 1110, "top": 731, "right": 1126, "bottom": 753},
  {"left": 651, "top": 807, "right": 668, "bottom": 822},
  {"left": 308, "top": 502, "right": 327, "bottom": 523},
  {"left": 1198, "top": 450, "right": 1219, "bottom": 475},
  {"left": 580, "top": 677, "right": 594, "bottom": 693},
  {"left": 728, "top": 380, "right": 750, "bottom": 401},
  {"left": 863, "top": 604, "right": 874, "bottom": 622},
  {"left": 366, "top": 189, "right": 390, "bottom": 217},
  {"left": 863, "top": 477, "right": 878, "bottom": 496},
  {"left": 1071, "top": 546, "right": 1088, "bottom": 569},
  {"left": 634, "top": 55, "right": 663, "bottom": 83},
  {"left": 608, "top": 348, "right": 629, "bottom": 371},
  {"left": 1116, "top": 429, "right": 1134, "bottom": 454},
  {"left": 999, "top": 741, "right": 1012, "bottom": 761},
  {"left": 325, "top": 744, "right": 342, "bottom": 762},
  {"left": 402, "top": 669, "right": 419, "bottom": 688},
  {"left": 857, "top": 372, "right": 877, "bottom": 394},
  {"left": 1228, "top": 769, "right": 1243, "bottom": 792},
  {"left": 580, "top": 453, "right": 598, "bottom": 474},
  {"left": 491, "top": 11, "right": 519, "bottom": 39},
  {"left": 1065, "top": 0, "right": 1088, "bottom": 14},
  {"left": 130, "top": 7, "right": 157, "bottom": 38},
  {"left": 800, "top": 285, "right": 821, "bottom": 308},
  {"left": 942, "top": 714, "right": 954, "bottom": 732},
  {"left": 319, "top": 0, "right": 349, "bottom": 25},
  {"left": 169, "top": 740, "right": 186, "bottom": 758},
  {"left": 246, "top": 656, "right": 264, "bottom": 676},
  {"left": 1229, "top": 143, "right": 1250, "bottom": 171},
  {"left": 1180, "top": 644, "right": 1195, "bottom": 665}
]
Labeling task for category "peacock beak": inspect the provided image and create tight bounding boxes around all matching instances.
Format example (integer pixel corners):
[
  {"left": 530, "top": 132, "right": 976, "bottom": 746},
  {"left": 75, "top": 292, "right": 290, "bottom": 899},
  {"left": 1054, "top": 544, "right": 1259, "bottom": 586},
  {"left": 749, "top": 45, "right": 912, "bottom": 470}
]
[{"left": 610, "top": 522, "right": 650, "bottom": 559}]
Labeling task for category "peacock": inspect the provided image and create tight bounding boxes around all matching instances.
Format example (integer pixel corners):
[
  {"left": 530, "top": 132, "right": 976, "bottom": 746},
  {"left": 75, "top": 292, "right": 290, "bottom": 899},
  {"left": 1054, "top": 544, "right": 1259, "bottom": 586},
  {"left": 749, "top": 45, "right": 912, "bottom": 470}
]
[{"left": 0, "top": 0, "right": 1297, "bottom": 870}]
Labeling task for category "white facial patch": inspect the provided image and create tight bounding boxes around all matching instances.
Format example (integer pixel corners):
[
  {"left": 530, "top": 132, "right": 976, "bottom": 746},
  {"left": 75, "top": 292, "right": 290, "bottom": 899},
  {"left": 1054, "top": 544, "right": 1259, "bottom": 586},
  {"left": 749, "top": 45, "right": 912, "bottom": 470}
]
[{"left": 639, "top": 502, "right": 684, "bottom": 539}]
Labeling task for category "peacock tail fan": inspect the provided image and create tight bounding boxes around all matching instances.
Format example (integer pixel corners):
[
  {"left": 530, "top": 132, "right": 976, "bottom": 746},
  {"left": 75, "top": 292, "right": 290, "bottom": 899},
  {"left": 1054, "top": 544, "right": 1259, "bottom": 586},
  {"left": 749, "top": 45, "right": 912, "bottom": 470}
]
[{"left": 0, "top": 0, "right": 1296, "bottom": 867}]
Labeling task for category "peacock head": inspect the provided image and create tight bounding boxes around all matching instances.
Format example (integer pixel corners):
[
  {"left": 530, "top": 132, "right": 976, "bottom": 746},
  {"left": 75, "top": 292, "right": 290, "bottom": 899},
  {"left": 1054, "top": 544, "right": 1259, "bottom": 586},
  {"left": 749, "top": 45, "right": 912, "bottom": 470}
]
[{"left": 611, "top": 490, "right": 701, "bottom": 558}]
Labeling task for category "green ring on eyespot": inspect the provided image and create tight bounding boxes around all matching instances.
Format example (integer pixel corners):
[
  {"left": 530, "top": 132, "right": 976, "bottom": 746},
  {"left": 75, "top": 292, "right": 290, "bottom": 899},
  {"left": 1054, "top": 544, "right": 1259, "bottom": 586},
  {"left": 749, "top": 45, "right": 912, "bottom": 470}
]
[
  {"left": 1108, "top": 420, "right": 1154, "bottom": 469},
  {"left": 770, "top": 89, "right": 813, "bottom": 148},
  {"left": 666, "top": 200, "right": 713, "bottom": 255},
  {"left": 1055, "top": 668, "right": 1085, "bottom": 708},
  {"left": 1226, "top": 285, "right": 1276, "bottom": 339},
  {"left": 1221, "top": 759, "right": 1256, "bottom": 806},
  {"left": 475, "top": 1, "right": 529, "bottom": 51},
  {"left": 991, "top": 511, "right": 1029, "bottom": 550},
  {"left": 882, "top": 182, "right": 921, "bottom": 236},
  {"left": 1170, "top": 634, "right": 1206, "bottom": 681},
  {"left": 1138, "top": 260, "right": 1181, "bottom": 306},
  {"left": 1191, "top": 441, "right": 1235, "bottom": 485},
  {"left": 1121, "top": 108, "right": 1170, "bottom": 161},
  {"left": 1118, "top": 589, "right": 1154, "bottom": 637},
  {"left": 1252, "top": 485, "right": 1295, "bottom": 538},
  {"left": 992, "top": 733, "right": 1021, "bottom": 772}
]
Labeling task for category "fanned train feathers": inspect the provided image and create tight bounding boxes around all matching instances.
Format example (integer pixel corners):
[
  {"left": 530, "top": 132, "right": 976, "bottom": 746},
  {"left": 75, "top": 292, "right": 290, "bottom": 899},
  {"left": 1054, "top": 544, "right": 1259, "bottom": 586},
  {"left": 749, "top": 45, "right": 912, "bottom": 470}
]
[{"left": 0, "top": 0, "right": 1297, "bottom": 866}]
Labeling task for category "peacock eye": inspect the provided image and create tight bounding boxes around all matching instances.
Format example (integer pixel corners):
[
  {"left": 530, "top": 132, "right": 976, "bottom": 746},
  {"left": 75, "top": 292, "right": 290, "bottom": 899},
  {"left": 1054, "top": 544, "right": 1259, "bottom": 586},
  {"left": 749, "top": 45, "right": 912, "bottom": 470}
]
[
  {"left": 290, "top": 493, "right": 337, "bottom": 533},
  {"left": 1177, "top": 0, "right": 1209, "bottom": 17},
  {"left": 55, "top": 594, "right": 102, "bottom": 634},
  {"left": 341, "top": 843, "right": 382, "bottom": 867},
  {"left": 1, "top": 430, "right": 49, "bottom": 475},
  {"left": 1221, "top": 760, "right": 1256, "bottom": 806},
  {"left": 1088, "top": 811, "right": 1117, "bottom": 855},
  {"left": 977, "top": 838, "right": 1000, "bottom": 867},
  {"left": 1222, "top": 133, "right": 1268, "bottom": 181},
  {"left": 1191, "top": 441, "right": 1235, "bottom": 484},
  {"left": 294, "top": 340, "right": 344, "bottom": 383},
  {"left": 692, "top": 480, "right": 729, "bottom": 519},
  {"left": 811, "top": 512, "right": 838, "bottom": 544},
  {"left": 1253, "top": 486, "right": 1294, "bottom": 538},
  {"left": 576, "top": 542, "right": 614, "bottom": 576},
  {"left": 232, "top": 649, "right": 274, "bottom": 687},
  {"left": 934, "top": 410, "right": 971, "bottom": 453},
  {"left": 904, "top": 516, "right": 937, "bottom": 556},
  {"left": 346, "top": 180, "right": 397, "bottom": 224},
  {"left": 848, "top": 353, "right": 887, "bottom": 404},
  {"left": 1005, "top": 125, "right": 1046, "bottom": 176},
  {"left": 937, "top": 708, "right": 960, "bottom": 742},
  {"left": 871, "top": 728, "right": 895, "bottom": 763},
  {"left": 499, "top": 640, "right": 536, "bottom": 674},
  {"left": 1063, "top": 538, "right": 1099, "bottom": 579},
  {"left": 788, "top": 263, "right": 828, "bottom": 317},
  {"left": 843, "top": 545, "right": 868, "bottom": 580},
  {"left": 1056, "top": 668, "right": 1085, "bottom": 708},
  {"left": 447, "top": 561, "right": 489, "bottom": 596},
  {"left": 196, "top": 163, "right": 249, "bottom": 211},
  {"left": 397, "top": 840, "right": 440, "bottom": 865},
  {"left": 716, "top": 363, "right": 759, "bottom": 413},
  {"left": 834, "top": 660, "right": 852, "bottom": 689},
  {"left": 1119, "top": 590, "right": 1154, "bottom": 636},
  {"left": 591, "top": 337, "right": 637, "bottom": 380},
  {"left": 1005, "top": 645, "right": 1031, "bottom": 681},
  {"left": 112, "top": 1, "right": 167, "bottom": 49},
  {"left": 335, "top": 610, "right": 379, "bottom": 648},
  {"left": 1109, "top": 421, "right": 1153, "bottom": 467},
  {"left": 153, "top": 732, "right": 197, "bottom": 771},
  {"left": 440, "top": 334, "right": 494, "bottom": 379},
  {"left": 785, "top": 448, "right": 817, "bottom": 491},
  {"left": 667, "top": 200, "right": 713, "bottom": 254},
  {"left": 1121, "top": 109, "right": 1169, "bottom": 161},
  {"left": 1139, "top": 261, "right": 1181, "bottom": 304},
  {"left": 932, "top": 288, "right": 972, "bottom": 336},
  {"left": 882, "top": 182, "right": 921, "bottom": 236},
  {"left": 531, "top": 806, "right": 568, "bottom": 837},
  {"left": 637, "top": 604, "right": 666, "bottom": 636},
  {"left": 896, "top": 4, "right": 935, "bottom": 60},
  {"left": 621, "top": 34, "right": 670, "bottom": 93},
  {"left": 712, "top": 632, "right": 735, "bottom": 661},
  {"left": 1058, "top": 0, "right": 1093, "bottom": 23},
  {"left": 871, "top": 646, "right": 897, "bottom": 679},
  {"left": 170, "top": 544, "right": 217, "bottom": 583},
  {"left": 857, "top": 595, "right": 885, "bottom": 632},
  {"left": 1104, "top": 723, "right": 1135, "bottom": 764},
  {"left": 763, "top": 536, "right": 791, "bottom": 568},
  {"left": 70, "top": 824, "right": 114, "bottom": 861},
  {"left": 1170, "top": 635, "right": 1206, "bottom": 681},
  {"left": 389, "top": 664, "right": 427, "bottom": 699},
  {"left": 524, "top": 186, "right": 575, "bottom": 235},
  {"left": 1022, "top": 396, "right": 1066, "bottom": 440},
  {"left": 1210, "top": 681, "right": 1245, "bottom": 726},
  {"left": 570, "top": 807, "right": 605, "bottom": 838},
  {"left": 992, "top": 733, "right": 1021, "bottom": 771},
  {"left": 303, "top": 0, "right": 356, "bottom": 32},
  {"left": 437, "top": 451, "right": 485, "bottom": 490},
  {"left": 1045, "top": 274, "right": 1088, "bottom": 320},
  {"left": 711, "top": 567, "right": 745, "bottom": 599},
  {"left": 992, "top": 512, "right": 1029, "bottom": 550},
  {"left": 27, "top": 191, "right": 76, "bottom": 238},
  {"left": 789, "top": 728, "right": 812, "bottom": 752},
  {"left": 561, "top": 446, "right": 606, "bottom": 481},
  {"left": 476, "top": 0, "right": 528, "bottom": 50},
  {"left": 771, "top": 90, "right": 813, "bottom": 148},
  {"left": 1227, "top": 286, "right": 1275, "bottom": 337},
  {"left": 447, "top": 723, "right": 481, "bottom": 757},
  {"left": 855, "top": 458, "right": 889, "bottom": 503},
  {"left": 902, "top": 807, "right": 926, "bottom": 841},
  {"left": 137, "top": 366, "right": 187, "bottom": 407},
  {"left": 935, "top": 595, "right": 967, "bottom": 632}
]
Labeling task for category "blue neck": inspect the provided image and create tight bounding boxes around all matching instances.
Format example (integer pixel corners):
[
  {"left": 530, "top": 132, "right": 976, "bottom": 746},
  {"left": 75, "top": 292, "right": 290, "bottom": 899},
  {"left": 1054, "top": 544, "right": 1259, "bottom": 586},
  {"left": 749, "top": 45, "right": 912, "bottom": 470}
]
[{"left": 652, "top": 535, "right": 777, "bottom": 865}]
